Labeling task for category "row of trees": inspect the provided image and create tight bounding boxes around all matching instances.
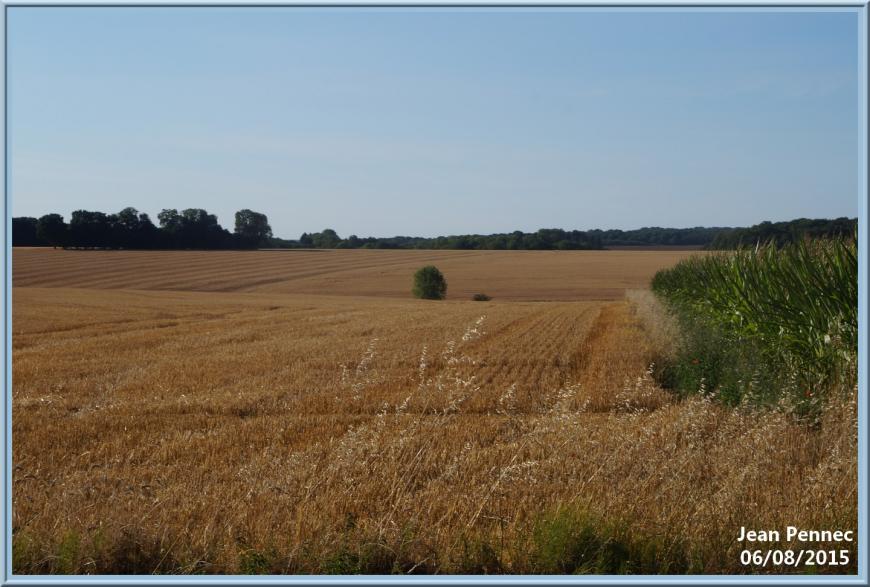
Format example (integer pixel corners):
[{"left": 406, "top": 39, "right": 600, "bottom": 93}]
[
  {"left": 590, "top": 226, "right": 726, "bottom": 247},
  {"left": 290, "top": 221, "right": 857, "bottom": 251},
  {"left": 13, "top": 213, "right": 856, "bottom": 251},
  {"left": 707, "top": 218, "right": 857, "bottom": 249},
  {"left": 292, "top": 229, "right": 607, "bottom": 250},
  {"left": 289, "top": 226, "right": 728, "bottom": 250},
  {"left": 12, "top": 208, "right": 272, "bottom": 249}
]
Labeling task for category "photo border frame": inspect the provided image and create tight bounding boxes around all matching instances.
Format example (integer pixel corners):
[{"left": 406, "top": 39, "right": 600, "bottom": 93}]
[{"left": 0, "top": 2, "right": 866, "bottom": 584}]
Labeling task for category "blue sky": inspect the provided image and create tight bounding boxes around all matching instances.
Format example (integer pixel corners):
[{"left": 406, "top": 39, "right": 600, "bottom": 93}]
[{"left": 8, "top": 8, "right": 861, "bottom": 239}]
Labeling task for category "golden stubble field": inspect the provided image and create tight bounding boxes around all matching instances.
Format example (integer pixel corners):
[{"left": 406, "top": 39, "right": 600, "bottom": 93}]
[
  {"left": 12, "top": 248, "right": 695, "bottom": 300},
  {"left": 11, "top": 249, "right": 857, "bottom": 574}
]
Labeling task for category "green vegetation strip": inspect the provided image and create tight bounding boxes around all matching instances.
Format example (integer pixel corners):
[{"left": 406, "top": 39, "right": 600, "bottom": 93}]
[{"left": 651, "top": 238, "right": 857, "bottom": 409}]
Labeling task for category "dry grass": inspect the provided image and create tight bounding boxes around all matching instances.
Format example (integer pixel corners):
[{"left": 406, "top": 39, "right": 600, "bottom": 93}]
[{"left": 11, "top": 250, "right": 856, "bottom": 574}]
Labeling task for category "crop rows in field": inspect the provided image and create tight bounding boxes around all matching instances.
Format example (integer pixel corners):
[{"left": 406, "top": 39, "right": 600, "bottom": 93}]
[
  {"left": 10, "top": 246, "right": 857, "bottom": 574},
  {"left": 13, "top": 288, "right": 604, "bottom": 420},
  {"left": 11, "top": 286, "right": 856, "bottom": 573},
  {"left": 13, "top": 248, "right": 696, "bottom": 300}
]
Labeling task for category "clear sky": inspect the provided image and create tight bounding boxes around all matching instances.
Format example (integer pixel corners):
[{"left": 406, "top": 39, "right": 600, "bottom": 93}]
[{"left": 8, "top": 8, "right": 861, "bottom": 239}]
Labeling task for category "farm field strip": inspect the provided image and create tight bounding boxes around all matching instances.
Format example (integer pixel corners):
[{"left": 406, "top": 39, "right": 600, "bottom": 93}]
[
  {"left": 12, "top": 288, "right": 609, "bottom": 557},
  {"left": 13, "top": 248, "right": 697, "bottom": 300},
  {"left": 13, "top": 288, "right": 604, "bottom": 417},
  {"left": 10, "top": 248, "right": 856, "bottom": 573},
  {"left": 12, "top": 250, "right": 481, "bottom": 290}
]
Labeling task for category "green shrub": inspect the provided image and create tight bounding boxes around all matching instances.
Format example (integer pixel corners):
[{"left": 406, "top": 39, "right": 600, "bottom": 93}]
[
  {"left": 320, "top": 541, "right": 403, "bottom": 574},
  {"left": 656, "top": 313, "right": 786, "bottom": 407},
  {"left": 472, "top": 293, "right": 491, "bottom": 301},
  {"left": 239, "top": 548, "right": 273, "bottom": 575},
  {"left": 56, "top": 531, "right": 81, "bottom": 574},
  {"left": 529, "top": 507, "right": 690, "bottom": 574},
  {"left": 457, "top": 535, "right": 503, "bottom": 574},
  {"left": 412, "top": 266, "right": 447, "bottom": 300}
]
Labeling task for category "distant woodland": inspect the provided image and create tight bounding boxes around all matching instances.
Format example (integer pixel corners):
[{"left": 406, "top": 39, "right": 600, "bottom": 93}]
[
  {"left": 12, "top": 208, "right": 273, "bottom": 250},
  {"left": 707, "top": 217, "right": 857, "bottom": 249},
  {"left": 11, "top": 208, "right": 857, "bottom": 251}
]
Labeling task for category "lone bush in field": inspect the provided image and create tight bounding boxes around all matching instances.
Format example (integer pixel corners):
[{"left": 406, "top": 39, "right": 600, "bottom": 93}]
[
  {"left": 412, "top": 266, "right": 447, "bottom": 300},
  {"left": 472, "top": 293, "right": 491, "bottom": 301}
]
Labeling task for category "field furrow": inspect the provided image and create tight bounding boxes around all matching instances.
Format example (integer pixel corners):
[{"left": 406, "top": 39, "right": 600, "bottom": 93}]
[
  {"left": 10, "top": 247, "right": 855, "bottom": 575},
  {"left": 13, "top": 248, "right": 696, "bottom": 300}
]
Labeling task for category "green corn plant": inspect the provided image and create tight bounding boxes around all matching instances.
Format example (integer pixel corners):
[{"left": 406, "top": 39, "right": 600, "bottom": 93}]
[{"left": 651, "top": 236, "right": 857, "bottom": 396}]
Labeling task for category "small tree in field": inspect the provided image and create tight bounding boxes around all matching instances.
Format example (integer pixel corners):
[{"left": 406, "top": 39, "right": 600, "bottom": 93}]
[{"left": 412, "top": 266, "right": 447, "bottom": 300}]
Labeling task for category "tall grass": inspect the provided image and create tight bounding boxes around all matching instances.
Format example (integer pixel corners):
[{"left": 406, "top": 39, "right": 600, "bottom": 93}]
[
  {"left": 13, "top": 279, "right": 857, "bottom": 574},
  {"left": 651, "top": 238, "right": 857, "bottom": 407}
]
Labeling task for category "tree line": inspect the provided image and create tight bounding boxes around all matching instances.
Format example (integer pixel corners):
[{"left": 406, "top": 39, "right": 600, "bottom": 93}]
[
  {"left": 707, "top": 217, "right": 857, "bottom": 249},
  {"left": 281, "top": 226, "right": 726, "bottom": 250},
  {"left": 12, "top": 210, "right": 857, "bottom": 251},
  {"left": 286, "top": 220, "right": 857, "bottom": 250},
  {"left": 288, "top": 228, "right": 605, "bottom": 250},
  {"left": 12, "top": 208, "right": 272, "bottom": 249}
]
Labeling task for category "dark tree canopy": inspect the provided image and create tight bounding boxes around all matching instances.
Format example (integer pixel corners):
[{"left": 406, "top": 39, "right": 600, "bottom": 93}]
[
  {"left": 287, "top": 221, "right": 856, "bottom": 251},
  {"left": 158, "top": 209, "right": 184, "bottom": 234},
  {"left": 36, "top": 214, "right": 68, "bottom": 248},
  {"left": 235, "top": 209, "right": 273, "bottom": 247},
  {"left": 287, "top": 227, "right": 721, "bottom": 250},
  {"left": 412, "top": 266, "right": 447, "bottom": 300},
  {"left": 70, "top": 210, "right": 111, "bottom": 248},
  {"left": 311, "top": 229, "right": 341, "bottom": 249},
  {"left": 12, "top": 217, "right": 39, "bottom": 246},
  {"left": 707, "top": 217, "right": 857, "bottom": 249},
  {"left": 13, "top": 207, "right": 272, "bottom": 250},
  {"left": 12, "top": 211, "right": 857, "bottom": 252},
  {"left": 106, "top": 208, "right": 157, "bottom": 249},
  {"left": 174, "top": 208, "right": 228, "bottom": 249}
]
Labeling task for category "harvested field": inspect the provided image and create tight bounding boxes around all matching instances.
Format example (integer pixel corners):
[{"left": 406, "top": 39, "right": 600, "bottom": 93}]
[
  {"left": 12, "top": 248, "right": 696, "bottom": 300},
  {"left": 11, "top": 249, "right": 857, "bottom": 574}
]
